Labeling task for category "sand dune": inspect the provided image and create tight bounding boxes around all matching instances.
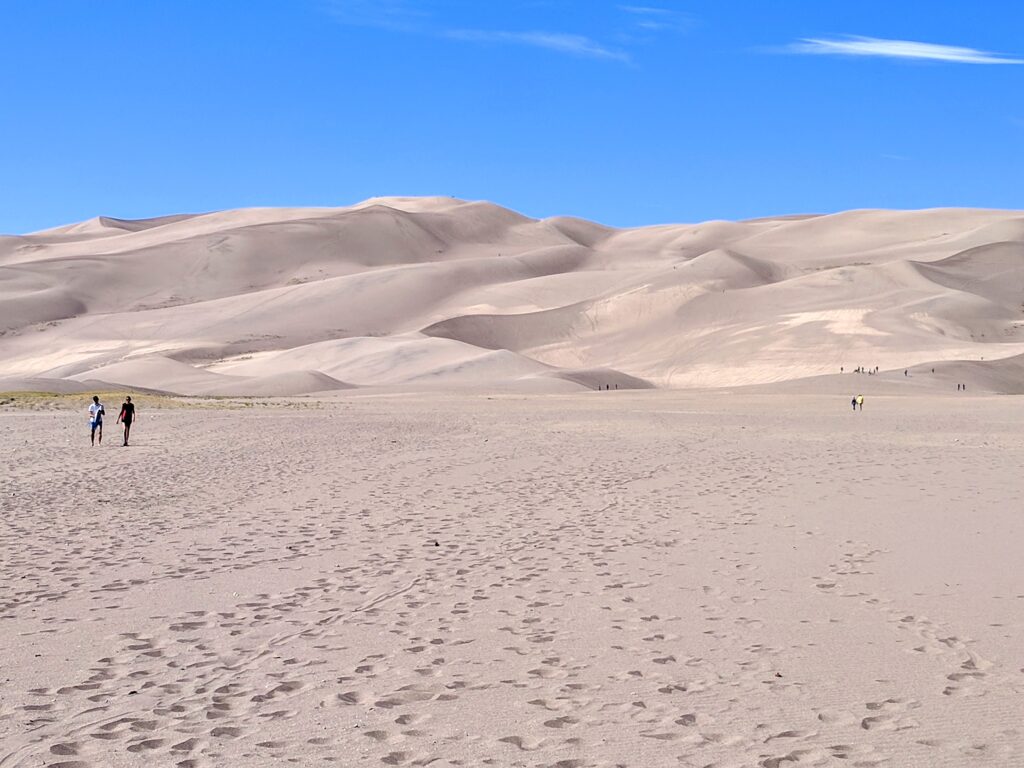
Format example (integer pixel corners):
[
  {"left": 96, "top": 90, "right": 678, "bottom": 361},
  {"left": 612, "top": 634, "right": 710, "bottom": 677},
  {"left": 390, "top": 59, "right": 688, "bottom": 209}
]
[
  {"left": 2, "top": 198, "right": 1023, "bottom": 394},
  {"left": 63, "top": 355, "right": 354, "bottom": 397},
  {"left": 210, "top": 335, "right": 554, "bottom": 390},
  {"left": 0, "top": 377, "right": 99, "bottom": 395}
]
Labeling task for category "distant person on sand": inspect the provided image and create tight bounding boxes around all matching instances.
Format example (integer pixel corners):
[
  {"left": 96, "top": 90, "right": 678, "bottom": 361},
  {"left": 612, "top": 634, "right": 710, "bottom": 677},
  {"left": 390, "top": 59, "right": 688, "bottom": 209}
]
[
  {"left": 117, "top": 396, "right": 136, "bottom": 446},
  {"left": 88, "top": 396, "right": 105, "bottom": 446},
  {"left": 851, "top": 396, "right": 857, "bottom": 411},
  {"left": 856, "top": 394, "right": 864, "bottom": 411}
]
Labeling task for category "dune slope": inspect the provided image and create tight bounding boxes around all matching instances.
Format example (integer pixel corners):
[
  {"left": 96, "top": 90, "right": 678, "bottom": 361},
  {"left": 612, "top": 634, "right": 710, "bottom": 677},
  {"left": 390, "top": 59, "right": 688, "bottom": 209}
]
[{"left": 2, "top": 198, "right": 1023, "bottom": 394}]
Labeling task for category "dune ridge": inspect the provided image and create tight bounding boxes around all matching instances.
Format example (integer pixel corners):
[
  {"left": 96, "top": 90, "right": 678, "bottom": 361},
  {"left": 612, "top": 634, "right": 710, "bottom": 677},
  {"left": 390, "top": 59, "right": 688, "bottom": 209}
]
[{"left": 2, "top": 198, "right": 1023, "bottom": 395}]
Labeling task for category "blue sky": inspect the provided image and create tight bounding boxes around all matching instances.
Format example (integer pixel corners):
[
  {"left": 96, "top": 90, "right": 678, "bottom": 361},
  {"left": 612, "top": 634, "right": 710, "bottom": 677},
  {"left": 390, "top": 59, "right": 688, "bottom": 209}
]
[{"left": 2, "top": 1, "right": 1022, "bottom": 233}]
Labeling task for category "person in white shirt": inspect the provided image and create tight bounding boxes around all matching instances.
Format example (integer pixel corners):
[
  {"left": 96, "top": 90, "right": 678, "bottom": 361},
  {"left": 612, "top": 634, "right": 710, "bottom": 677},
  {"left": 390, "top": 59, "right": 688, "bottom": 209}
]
[{"left": 88, "top": 395, "right": 105, "bottom": 446}]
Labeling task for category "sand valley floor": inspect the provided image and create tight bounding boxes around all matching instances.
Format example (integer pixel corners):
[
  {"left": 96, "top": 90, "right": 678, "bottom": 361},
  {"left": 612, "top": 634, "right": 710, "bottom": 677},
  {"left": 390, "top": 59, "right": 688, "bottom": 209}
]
[{"left": 1, "top": 392, "right": 1022, "bottom": 767}]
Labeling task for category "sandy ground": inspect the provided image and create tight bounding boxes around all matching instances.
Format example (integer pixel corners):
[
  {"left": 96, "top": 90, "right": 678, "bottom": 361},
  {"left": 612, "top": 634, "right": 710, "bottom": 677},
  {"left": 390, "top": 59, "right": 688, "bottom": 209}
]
[{"left": 1, "top": 392, "right": 1022, "bottom": 768}]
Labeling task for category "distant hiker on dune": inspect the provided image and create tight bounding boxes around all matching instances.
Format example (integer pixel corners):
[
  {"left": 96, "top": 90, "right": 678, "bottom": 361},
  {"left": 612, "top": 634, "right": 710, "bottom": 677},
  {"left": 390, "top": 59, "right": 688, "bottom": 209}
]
[
  {"left": 117, "top": 396, "right": 136, "bottom": 446},
  {"left": 856, "top": 394, "right": 864, "bottom": 411},
  {"left": 851, "top": 397, "right": 857, "bottom": 411},
  {"left": 88, "top": 396, "right": 105, "bottom": 446}
]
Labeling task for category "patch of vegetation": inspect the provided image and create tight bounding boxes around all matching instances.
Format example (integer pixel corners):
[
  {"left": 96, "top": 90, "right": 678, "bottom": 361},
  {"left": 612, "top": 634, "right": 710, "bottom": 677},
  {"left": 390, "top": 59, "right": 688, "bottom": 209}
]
[
  {"left": 0, "top": 391, "right": 325, "bottom": 412},
  {"left": 0, "top": 391, "right": 228, "bottom": 411}
]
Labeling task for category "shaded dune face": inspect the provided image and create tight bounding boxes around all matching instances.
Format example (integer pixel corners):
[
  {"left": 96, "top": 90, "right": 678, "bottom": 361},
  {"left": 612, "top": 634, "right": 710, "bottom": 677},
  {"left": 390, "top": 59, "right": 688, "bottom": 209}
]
[{"left": 2, "top": 198, "right": 1024, "bottom": 395}]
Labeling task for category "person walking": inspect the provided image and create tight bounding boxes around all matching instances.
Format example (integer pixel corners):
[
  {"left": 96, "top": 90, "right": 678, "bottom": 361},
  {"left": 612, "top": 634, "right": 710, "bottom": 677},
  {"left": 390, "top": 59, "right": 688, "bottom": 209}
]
[
  {"left": 117, "top": 396, "right": 136, "bottom": 446},
  {"left": 851, "top": 396, "right": 857, "bottom": 411},
  {"left": 88, "top": 395, "right": 105, "bottom": 446},
  {"left": 856, "top": 394, "right": 864, "bottom": 411}
]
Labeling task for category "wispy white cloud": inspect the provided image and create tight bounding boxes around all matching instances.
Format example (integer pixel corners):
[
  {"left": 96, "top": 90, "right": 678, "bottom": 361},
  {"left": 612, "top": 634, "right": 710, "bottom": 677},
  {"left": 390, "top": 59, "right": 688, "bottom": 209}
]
[
  {"left": 447, "top": 29, "right": 630, "bottom": 62},
  {"left": 789, "top": 35, "right": 1023, "bottom": 65},
  {"left": 323, "top": 1, "right": 629, "bottom": 63},
  {"left": 322, "top": 0, "right": 427, "bottom": 32},
  {"left": 619, "top": 5, "right": 692, "bottom": 33}
]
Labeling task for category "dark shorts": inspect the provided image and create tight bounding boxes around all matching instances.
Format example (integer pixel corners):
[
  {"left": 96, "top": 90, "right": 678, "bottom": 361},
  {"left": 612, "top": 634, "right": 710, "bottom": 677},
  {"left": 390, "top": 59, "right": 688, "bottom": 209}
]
[{"left": 91, "top": 419, "right": 103, "bottom": 431}]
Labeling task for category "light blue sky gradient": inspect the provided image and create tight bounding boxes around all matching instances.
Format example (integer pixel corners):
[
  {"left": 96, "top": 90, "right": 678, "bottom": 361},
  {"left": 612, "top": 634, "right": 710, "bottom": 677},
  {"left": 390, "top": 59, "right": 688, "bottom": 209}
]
[{"left": 2, "top": 0, "right": 1021, "bottom": 233}]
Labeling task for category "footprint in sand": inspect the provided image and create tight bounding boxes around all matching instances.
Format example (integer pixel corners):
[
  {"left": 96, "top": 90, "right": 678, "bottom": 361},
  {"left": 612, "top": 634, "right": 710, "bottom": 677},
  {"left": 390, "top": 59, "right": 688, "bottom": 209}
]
[{"left": 498, "top": 735, "right": 547, "bottom": 751}]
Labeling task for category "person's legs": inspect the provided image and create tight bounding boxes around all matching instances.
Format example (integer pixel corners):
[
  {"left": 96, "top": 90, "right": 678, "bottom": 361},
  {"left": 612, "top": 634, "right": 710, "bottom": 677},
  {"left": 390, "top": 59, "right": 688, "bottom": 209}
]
[
  {"left": 123, "top": 420, "right": 132, "bottom": 445},
  {"left": 97, "top": 421, "right": 102, "bottom": 444},
  {"left": 90, "top": 423, "right": 96, "bottom": 445}
]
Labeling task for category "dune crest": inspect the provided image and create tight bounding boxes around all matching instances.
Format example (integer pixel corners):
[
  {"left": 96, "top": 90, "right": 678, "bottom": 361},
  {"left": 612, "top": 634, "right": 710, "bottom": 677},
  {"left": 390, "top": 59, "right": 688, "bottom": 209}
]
[{"left": 2, "top": 198, "right": 1023, "bottom": 395}]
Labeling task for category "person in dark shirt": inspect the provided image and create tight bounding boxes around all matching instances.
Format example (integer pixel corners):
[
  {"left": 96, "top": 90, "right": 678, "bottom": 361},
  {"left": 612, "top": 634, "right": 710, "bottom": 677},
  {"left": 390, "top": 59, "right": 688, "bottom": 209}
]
[{"left": 117, "top": 396, "right": 136, "bottom": 446}]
